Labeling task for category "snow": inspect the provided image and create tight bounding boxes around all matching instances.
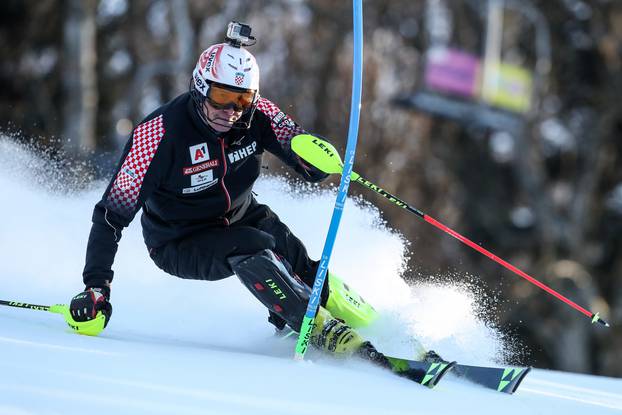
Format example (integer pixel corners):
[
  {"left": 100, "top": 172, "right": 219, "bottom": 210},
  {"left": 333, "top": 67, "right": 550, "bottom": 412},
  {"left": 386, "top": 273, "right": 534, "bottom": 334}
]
[{"left": 1, "top": 138, "right": 621, "bottom": 414}]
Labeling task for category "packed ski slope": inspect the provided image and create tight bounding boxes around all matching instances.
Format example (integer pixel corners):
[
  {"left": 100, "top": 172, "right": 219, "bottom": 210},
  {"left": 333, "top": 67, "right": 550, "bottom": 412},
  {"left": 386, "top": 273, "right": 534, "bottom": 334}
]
[{"left": 1, "top": 138, "right": 621, "bottom": 415}]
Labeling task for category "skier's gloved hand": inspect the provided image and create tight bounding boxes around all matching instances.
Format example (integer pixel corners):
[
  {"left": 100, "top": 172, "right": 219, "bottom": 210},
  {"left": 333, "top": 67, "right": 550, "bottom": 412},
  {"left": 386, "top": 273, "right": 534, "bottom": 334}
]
[
  {"left": 69, "top": 286, "right": 112, "bottom": 327},
  {"left": 295, "top": 156, "right": 329, "bottom": 182}
]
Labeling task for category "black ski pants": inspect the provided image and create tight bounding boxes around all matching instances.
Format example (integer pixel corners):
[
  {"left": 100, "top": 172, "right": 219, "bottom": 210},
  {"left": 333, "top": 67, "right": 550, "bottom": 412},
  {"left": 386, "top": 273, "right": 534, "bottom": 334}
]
[{"left": 149, "top": 198, "right": 326, "bottom": 298}]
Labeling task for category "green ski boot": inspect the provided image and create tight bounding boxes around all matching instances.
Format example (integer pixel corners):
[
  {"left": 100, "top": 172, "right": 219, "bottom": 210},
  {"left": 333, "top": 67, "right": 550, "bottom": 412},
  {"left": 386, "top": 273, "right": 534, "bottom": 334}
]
[{"left": 310, "top": 307, "right": 366, "bottom": 356}]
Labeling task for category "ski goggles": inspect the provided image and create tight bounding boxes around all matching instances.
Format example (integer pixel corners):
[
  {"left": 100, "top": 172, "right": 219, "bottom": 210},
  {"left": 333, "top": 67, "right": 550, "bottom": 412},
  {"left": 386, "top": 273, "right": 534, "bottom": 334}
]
[{"left": 206, "top": 83, "right": 256, "bottom": 112}]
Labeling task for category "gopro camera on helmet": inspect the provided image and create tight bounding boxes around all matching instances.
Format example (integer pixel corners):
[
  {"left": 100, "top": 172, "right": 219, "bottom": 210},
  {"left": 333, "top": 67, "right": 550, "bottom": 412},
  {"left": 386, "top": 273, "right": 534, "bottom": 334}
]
[{"left": 225, "top": 21, "right": 256, "bottom": 47}]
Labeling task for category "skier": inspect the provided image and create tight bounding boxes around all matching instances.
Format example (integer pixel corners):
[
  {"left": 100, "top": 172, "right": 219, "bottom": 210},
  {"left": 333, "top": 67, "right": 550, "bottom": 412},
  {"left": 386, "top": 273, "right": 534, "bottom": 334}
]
[{"left": 68, "top": 22, "right": 377, "bottom": 357}]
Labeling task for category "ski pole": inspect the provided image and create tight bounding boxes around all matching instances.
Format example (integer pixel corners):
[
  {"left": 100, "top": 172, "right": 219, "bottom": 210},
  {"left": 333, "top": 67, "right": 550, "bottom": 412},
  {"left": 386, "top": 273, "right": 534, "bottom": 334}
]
[
  {"left": 0, "top": 299, "right": 107, "bottom": 335},
  {"left": 291, "top": 134, "right": 610, "bottom": 328}
]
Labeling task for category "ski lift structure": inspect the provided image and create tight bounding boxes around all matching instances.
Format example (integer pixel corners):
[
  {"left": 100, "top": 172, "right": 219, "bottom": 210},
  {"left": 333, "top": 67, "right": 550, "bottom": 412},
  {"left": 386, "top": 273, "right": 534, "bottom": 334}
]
[{"left": 395, "top": 0, "right": 551, "bottom": 137}]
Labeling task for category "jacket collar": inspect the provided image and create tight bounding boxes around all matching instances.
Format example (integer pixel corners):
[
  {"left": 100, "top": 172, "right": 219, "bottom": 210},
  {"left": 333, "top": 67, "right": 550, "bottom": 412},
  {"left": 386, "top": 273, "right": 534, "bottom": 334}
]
[
  {"left": 185, "top": 94, "right": 246, "bottom": 145},
  {"left": 186, "top": 93, "right": 220, "bottom": 140}
]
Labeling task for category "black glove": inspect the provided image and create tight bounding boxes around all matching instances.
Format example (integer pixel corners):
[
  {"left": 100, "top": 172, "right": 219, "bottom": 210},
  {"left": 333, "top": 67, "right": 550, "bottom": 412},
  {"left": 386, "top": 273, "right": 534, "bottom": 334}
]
[
  {"left": 70, "top": 286, "right": 113, "bottom": 327},
  {"left": 296, "top": 157, "right": 329, "bottom": 182}
]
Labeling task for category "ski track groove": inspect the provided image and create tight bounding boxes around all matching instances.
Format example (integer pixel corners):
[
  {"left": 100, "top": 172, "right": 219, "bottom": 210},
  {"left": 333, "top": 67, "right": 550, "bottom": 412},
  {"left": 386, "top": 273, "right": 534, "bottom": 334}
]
[
  {"left": 520, "top": 386, "right": 622, "bottom": 411},
  {"left": 0, "top": 335, "right": 121, "bottom": 356},
  {"left": 525, "top": 377, "right": 622, "bottom": 400}
]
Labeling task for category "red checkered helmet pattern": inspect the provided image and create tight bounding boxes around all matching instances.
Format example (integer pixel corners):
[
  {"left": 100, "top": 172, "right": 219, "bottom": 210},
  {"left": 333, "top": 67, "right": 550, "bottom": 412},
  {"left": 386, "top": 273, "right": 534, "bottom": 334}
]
[{"left": 107, "top": 115, "right": 165, "bottom": 215}]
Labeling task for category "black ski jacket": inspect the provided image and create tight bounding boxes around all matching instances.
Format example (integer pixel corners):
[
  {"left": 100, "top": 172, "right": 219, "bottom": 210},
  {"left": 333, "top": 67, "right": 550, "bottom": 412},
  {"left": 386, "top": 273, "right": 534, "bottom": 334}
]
[{"left": 83, "top": 93, "right": 325, "bottom": 288}]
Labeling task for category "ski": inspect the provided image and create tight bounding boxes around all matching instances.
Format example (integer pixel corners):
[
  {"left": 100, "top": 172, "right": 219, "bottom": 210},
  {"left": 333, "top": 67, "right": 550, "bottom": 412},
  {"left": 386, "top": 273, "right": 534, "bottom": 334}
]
[
  {"left": 385, "top": 355, "right": 456, "bottom": 388},
  {"left": 383, "top": 352, "right": 531, "bottom": 394},
  {"left": 279, "top": 328, "right": 528, "bottom": 392},
  {"left": 451, "top": 362, "right": 531, "bottom": 394},
  {"left": 355, "top": 342, "right": 456, "bottom": 388}
]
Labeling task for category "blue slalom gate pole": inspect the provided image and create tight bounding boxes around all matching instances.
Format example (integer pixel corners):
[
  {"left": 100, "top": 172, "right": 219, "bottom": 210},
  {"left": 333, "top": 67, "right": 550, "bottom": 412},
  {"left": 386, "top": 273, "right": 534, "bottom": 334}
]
[{"left": 294, "top": 0, "right": 364, "bottom": 360}]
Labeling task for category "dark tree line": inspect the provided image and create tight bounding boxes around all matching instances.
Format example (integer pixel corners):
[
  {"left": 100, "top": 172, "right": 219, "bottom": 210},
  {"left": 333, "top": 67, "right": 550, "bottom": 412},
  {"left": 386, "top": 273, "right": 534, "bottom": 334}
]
[{"left": 1, "top": 0, "right": 620, "bottom": 376}]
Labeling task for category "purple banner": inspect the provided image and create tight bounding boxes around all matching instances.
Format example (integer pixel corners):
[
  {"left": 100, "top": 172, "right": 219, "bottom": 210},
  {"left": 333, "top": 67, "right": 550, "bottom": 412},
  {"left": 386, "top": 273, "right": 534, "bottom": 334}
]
[{"left": 424, "top": 48, "right": 480, "bottom": 98}]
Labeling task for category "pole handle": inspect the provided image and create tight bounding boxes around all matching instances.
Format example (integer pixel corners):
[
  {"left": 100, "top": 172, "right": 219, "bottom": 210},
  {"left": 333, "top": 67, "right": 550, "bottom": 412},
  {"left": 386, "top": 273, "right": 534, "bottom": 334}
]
[{"left": 0, "top": 299, "right": 107, "bottom": 336}]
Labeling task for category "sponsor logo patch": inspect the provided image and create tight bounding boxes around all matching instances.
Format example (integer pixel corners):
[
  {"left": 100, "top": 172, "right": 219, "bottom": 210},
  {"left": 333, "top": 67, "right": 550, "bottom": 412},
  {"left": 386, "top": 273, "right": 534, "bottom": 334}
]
[
  {"left": 272, "top": 111, "right": 286, "bottom": 125},
  {"left": 118, "top": 167, "right": 137, "bottom": 190},
  {"left": 202, "top": 45, "right": 223, "bottom": 78},
  {"left": 182, "top": 160, "right": 219, "bottom": 175},
  {"left": 182, "top": 179, "right": 218, "bottom": 194},
  {"left": 190, "top": 170, "right": 214, "bottom": 187},
  {"left": 228, "top": 141, "right": 258, "bottom": 163},
  {"left": 271, "top": 111, "right": 295, "bottom": 129},
  {"left": 189, "top": 142, "right": 209, "bottom": 164},
  {"left": 201, "top": 48, "right": 217, "bottom": 71},
  {"left": 193, "top": 69, "right": 208, "bottom": 95},
  {"left": 199, "top": 50, "right": 210, "bottom": 69}
]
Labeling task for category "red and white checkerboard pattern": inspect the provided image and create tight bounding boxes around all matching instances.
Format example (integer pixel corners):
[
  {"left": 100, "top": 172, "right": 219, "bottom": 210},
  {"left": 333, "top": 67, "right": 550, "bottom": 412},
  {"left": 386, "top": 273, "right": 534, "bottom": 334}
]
[
  {"left": 116, "top": 170, "right": 135, "bottom": 190},
  {"left": 255, "top": 98, "right": 304, "bottom": 146},
  {"left": 107, "top": 115, "right": 165, "bottom": 215}
]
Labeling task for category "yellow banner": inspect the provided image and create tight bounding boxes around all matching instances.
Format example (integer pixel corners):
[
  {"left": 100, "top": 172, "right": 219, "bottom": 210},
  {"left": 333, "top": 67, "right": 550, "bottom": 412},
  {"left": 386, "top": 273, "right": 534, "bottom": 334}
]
[{"left": 481, "top": 62, "right": 533, "bottom": 113}]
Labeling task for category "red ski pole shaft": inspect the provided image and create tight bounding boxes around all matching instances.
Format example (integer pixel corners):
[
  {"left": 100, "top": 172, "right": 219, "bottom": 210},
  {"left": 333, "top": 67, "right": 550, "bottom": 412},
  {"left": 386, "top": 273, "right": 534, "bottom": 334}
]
[{"left": 353, "top": 175, "right": 610, "bottom": 327}]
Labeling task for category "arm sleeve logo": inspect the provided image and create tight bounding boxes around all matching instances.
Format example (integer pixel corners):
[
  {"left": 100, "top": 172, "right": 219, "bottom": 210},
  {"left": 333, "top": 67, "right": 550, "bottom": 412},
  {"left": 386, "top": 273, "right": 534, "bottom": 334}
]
[{"left": 255, "top": 98, "right": 305, "bottom": 145}]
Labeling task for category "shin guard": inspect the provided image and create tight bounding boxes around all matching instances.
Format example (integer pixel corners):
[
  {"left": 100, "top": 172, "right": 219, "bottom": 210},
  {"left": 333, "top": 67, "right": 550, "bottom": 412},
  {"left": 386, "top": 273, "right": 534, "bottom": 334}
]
[{"left": 228, "top": 249, "right": 310, "bottom": 331}]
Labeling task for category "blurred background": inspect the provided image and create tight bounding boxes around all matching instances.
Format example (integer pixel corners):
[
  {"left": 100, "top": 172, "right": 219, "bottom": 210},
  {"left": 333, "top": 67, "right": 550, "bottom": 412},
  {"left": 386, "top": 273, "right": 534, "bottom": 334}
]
[{"left": 0, "top": 0, "right": 620, "bottom": 376}]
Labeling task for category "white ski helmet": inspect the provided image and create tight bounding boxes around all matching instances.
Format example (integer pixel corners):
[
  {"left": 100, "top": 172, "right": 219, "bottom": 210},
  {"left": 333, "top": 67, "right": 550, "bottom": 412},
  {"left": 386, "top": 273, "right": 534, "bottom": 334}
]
[
  {"left": 190, "top": 42, "right": 260, "bottom": 129},
  {"left": 192, "top": 43, "right": 260, "bottom": 93}
]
